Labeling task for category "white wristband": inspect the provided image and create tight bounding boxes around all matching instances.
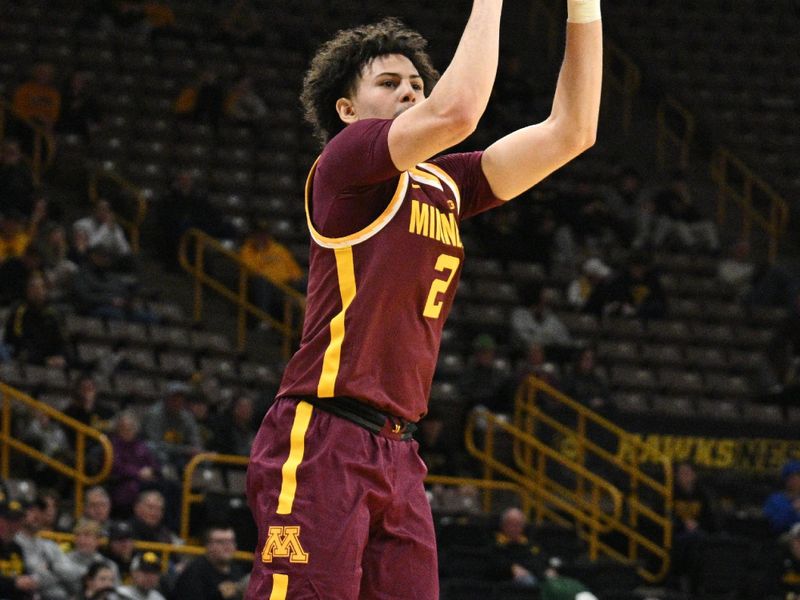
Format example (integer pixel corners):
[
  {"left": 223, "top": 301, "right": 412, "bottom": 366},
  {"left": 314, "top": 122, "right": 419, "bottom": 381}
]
[{"left": 567, "top": 0, "right": 601, "bottom": 24}]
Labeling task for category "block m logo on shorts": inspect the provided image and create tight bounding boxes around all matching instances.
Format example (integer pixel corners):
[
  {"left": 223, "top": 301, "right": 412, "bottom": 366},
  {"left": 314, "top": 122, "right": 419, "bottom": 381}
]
[{"left": 261, "top": 526, "right": 309, "bottom": 564}]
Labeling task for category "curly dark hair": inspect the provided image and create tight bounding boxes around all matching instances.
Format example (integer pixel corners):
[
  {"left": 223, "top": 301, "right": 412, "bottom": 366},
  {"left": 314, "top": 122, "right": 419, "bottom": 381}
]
[{"left": 300, "top": 17, "right": 440, "bottom": 145}]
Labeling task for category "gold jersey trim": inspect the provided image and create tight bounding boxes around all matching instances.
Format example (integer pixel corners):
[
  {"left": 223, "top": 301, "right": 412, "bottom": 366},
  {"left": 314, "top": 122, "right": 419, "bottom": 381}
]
[{"left": 276, "top": 401, "right": 314, "bottom": 514}]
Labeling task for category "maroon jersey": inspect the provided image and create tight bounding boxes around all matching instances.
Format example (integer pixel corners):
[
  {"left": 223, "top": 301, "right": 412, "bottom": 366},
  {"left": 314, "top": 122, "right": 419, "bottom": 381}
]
[{"left": 277, "top": 119, "right": 503, "bottom": 422}]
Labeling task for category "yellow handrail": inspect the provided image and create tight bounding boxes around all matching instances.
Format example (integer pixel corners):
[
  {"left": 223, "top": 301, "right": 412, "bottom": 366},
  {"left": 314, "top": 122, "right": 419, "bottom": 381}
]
[
  {"left": 711, "top": 145, "right": 789, "bottom": 263},
  {"left": 603, "top": 39, "right": 641, "bottom": 135},
  {"left": 0, "top": 382, "right": 113, "bottom": 518},
  {"left": 656, "top": 96, "right": 695, "bottom": 171},
  {"left": 465, "top": 376, "right": 673, "bottom": 582},
  {"left": 180, "top": 452, "right": 249, "bottom": 542},
  {"left": 178, "top": 228, "right": 306, "bottom": 358},
  {"left": 39, "top": 531, "right": 254, "bottom": 570},
  {"left": 0, "top": 98, "right": 56, "bottom": 186},
  {"left": 88, "top": 169, "right": 148, "bottom": 254}
]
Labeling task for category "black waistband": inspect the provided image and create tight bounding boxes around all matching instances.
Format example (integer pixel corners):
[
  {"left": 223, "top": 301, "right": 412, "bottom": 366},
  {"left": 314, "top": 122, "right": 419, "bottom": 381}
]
[{"left": 302, "top": 396, "right": 417, "bottom": 440}]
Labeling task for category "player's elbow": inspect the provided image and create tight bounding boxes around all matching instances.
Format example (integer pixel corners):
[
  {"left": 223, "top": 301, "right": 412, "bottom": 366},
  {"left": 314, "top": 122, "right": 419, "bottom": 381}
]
[{"left": 442, "top": 104, "right": 480, "bottom": 143}]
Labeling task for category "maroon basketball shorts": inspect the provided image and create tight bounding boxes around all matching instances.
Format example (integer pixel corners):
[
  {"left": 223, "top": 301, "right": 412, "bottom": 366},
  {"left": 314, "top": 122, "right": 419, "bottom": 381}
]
[{"left": 245, "top": 398, "right": 438, "bottom": 600}]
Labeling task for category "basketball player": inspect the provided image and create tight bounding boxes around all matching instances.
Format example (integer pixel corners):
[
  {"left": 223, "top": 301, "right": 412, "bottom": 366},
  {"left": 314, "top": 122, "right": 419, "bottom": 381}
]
[{"left": 246, "top": 1, "right": 602, "bottom": 598}]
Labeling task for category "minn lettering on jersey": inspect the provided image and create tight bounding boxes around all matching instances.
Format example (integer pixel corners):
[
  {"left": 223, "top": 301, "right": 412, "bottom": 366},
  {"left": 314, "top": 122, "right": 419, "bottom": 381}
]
[
  {"left": 261, "top": 526, "right": 309, "bottom": 564},
  {"left": 408, "top": 199, "right": 462, "bottom": 248}
]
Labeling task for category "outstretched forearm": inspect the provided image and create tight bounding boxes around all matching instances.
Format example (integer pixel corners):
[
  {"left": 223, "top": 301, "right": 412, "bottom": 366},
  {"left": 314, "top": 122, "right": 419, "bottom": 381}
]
[{"left": 481, "top": 1, "right": 602, "bottom": 200}]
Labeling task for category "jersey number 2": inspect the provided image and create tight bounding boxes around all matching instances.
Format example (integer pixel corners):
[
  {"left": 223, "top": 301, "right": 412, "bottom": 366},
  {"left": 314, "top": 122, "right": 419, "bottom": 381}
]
[{"left": 423, "top": 254, "right": 461, "bottom": 319}]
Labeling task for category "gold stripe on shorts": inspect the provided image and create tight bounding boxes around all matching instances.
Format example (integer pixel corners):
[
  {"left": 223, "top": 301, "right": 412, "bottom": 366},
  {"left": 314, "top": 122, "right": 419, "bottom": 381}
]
[
  {"left": 269, "top": 573, "right": 289, "bottom": 600},
  {"left": 276, "top": 401, "right": 313, "bottom": 515}
]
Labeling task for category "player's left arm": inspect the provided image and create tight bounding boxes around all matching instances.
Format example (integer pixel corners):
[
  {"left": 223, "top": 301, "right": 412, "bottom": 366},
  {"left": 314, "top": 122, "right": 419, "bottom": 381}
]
[{"left": 481, "top": 4, "right": 602, "bottom": 201}]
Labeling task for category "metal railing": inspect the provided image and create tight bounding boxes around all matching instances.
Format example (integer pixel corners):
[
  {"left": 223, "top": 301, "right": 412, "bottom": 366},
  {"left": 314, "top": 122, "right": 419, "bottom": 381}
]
[
  {"left": 656, "top": 96, "right": 695, "bottom": 171},
  {"left": 88, "top": 169, "right": 149, "bottom": 254},
  {"left": 0, "top": 98, "right": 56, "bottom": 185},
  {"left": 466, "top": 375, "right": 673, "bottom": 582},
  {"left": 711, "top": 146, "right": 790, "bottom": 263},
  {"left": 0, "top": 382, "right": 113, "bottom": 517},
  {"left": 178, "top": 228, "right": 306, "bottom": 358},
  {"left": 603, "top": 39, "right": 641, "bottom": 136}
]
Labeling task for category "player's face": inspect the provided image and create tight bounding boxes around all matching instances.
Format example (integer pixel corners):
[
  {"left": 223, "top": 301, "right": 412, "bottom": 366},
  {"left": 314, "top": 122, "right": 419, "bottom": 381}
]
[{"left": 346, "top": 54, "right": 425, "bottom": 121}]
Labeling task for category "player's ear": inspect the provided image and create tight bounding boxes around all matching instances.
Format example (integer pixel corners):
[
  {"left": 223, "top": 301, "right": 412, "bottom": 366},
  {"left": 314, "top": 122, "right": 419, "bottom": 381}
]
[{"left": 336, "top": 97, "right": 357, "bottom": 124}]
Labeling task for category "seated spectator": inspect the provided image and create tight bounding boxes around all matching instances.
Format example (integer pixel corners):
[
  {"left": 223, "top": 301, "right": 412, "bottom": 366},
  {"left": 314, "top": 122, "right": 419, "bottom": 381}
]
[
  {"left": 57, "top": 71, "right": 100, "bottom": 139},
  {"left": 239, "top": 220, "right": 306, "bottom": 321},
  {"left": 101, "top": 521, "right": 135, "bottom": 585},
  {"left": 417, "top": 408, "right": 460, "bottom": 477},
  {"left": 67, "top": 519, "right": 120, "bottom": 587},
  {"left": 14, "top": 496, "right": 83, "bottom": 600},
  {"left": 210, "top": 393, "right": 257, "bottom": 456},
  {"left": 19, "top": 409, "right": 72, "bottom": 489},
  {"left": 510, "top": 284, "right": 572, "bottom": 352},
  {"left": 82, "top": 487, "right": 113, "bottom": 537},
  {"left": 601, "top": 164, "right": 649, "bottom": 247},
  {"left": 117, "top": 551, "right": 166, "bottom": 600},
  {"left": 0, "top": 244, "right": 43, "bottom": 304},
  {"left": 4, "top": 272, "right": 71, "bottom": 367},
  {"left": 775, "top": 522, "right": 800, "bottom": 600},
  {"left": 173, "top": 70, "right": 224, "bottom": 128},
  {"left": 488, "top": 507, "right": 546, "bottom": 588},
  {"left": 78, "top": 560, "right": 117, "bottom": 600},
  {"left": 141, "top": 381, "right": 203, "bottom": 469},
  {"left": 601, "top": 251, "right": 667, "bottom": 320},
  {"left": 670, "top": 462, "right": 722, "bottom": 589},
  {"left": 187, "top": 392, "right": 215, "bottom": 450},
  {"left": 129, "top": 491, "right": 180, "bottom": 545},
  {"left": 11, "top": 62, "right": 61, "bottom": 133},
  {"left": 717, "top": 240, "right": 757, "bottom": 299},
  {"left": 652, "top": 170, "right": 719, "bottom": 253},
  {"left": 566, "top": 256, "right": 612, "bottom": 312},
  {"left": 71, "top": 244, "right": 155, "bottom": 323},
  {"left": 109, "top": 410, "right": 162, "bottom": 518},
  {"left": 216, "top": 0, "right": 265, "bottom": 46},
  {"left": 562, "top": 347, "right": 610, "bottom": 413},
  {"left": 37, "top": 488, "right": 71, "bottom": 533},
  {"left": 0, "top": 498, "right": 38, "bottom": 598},
  {"left": 515, "top": 342, "right": 561, "bottom": 389},
  {"left": 224, "top": 75, "right": 268, "bottom": 125},
  {"left": 765, "top": 460, "right": 800, "bottom": 535},
  {"left": 171, "top": 524, "right": 247, "bottom": 599},
  {"left": 0, "top": 209, "right": 39, "bottom": 264},
  {"left": 35, "top": 222, "right": 77, "bottom": 304},
  {"left": 72, "top": 200, "right": 134, "bottom": 272},
  {"left": 460, "top": 333, "right": 514, "bottom": 415},
  {"left": 0, "top": 139, "right": 35, "bottom": 218},
  {"left": 64, "top": 374, "right": 116, "bottom": 449}
]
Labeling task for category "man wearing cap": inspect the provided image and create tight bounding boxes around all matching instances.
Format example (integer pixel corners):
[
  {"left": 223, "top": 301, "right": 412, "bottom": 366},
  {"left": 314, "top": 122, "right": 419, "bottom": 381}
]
[
  {"left": 172, "top": 525, "right": 247, "bottom": 599},
  {"left": 141, "top": 381, "right": 203, "bottom": 467},
  {"left": 765, "top": 460, "right": 800, "bottom": 534},
  {"left": 101, "top": 521, "right": 135, "bottom": 584},
  {"left": 116, "top": 552, "right": 166, "bottom": 600},
  {"left": 0, "top": 499, "right": 38, "bottom": 599}
]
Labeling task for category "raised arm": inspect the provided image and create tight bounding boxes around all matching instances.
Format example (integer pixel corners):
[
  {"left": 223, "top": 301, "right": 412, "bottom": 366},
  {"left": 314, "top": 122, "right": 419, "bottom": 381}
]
[
  {"left": 388, "top": 0, "right": 503, "bottom": 170},
  {"left": 481, "top": 0, "right": 603, "bottom": 200}
]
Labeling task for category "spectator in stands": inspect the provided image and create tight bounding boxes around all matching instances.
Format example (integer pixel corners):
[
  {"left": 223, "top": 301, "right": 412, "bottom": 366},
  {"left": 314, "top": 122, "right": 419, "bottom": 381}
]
[
  {"left": 558, "top": 180, "right": 622, "bottom": 252},
  {"left": 717, "top": 240, "right": 757, "bottom": 300},
  {"left": 460, "top": 333, "right": 513, "bottom": 415},
  {"left": 187, "top": 391, "right": 216, "bottom": 450},
  {"left": 174, "top": 70, "right": 225, "bottom": 129},
  {"left": 563, "top": 346, "right": 610, "bottom": 412},
  {"left": 129, "top": 491, "right": 180, "bottom": 546},
  {"left": 78, "top": 560, "right": 117, "bottom": 600},
  {"left": 0, "top": 139, "right": 34, "bottom": 218},
  {"left": 67, "top": 519, "right": 120, "bottom": 587},
  {"left": 510, "top": 283, "right": 572, "bottom": 352},
  {"left": 11, "top": 63, "right": 61, "bottom": 133},
  {"left": 72, "top": 200, "right": 134, "bottom": 272},
  {"left": 416, "top": 407, "right": 460, "bottom": 477},
  {"left": 57, "top": 71, "right": 100, "bottom": 139},
  {"left": 37, "top": 488, "right": 70, "bottom": 533},
  {"left": 101, "top": 521, "right": 135, "bottom": 584},
  {"left": 0, "top": 208, "right": 43, "bottom": 264},
  {"left": 36, "top": 222, "right": 78, "bottom": 304},
  {"left": 109, "top": 410, "right": 162, "bottom": 519},
  {"left": 602, "top": 165, "right": 648, "bottom": 247},
  {"left": 775, "top": 522, "right": 800, "bottom": 599},
  {"left": 566, "top": 256, "right": 613, "bottom": 312},
  {"left": 515, "top": 342, "right": 561, "bottom": 389},
  {"left": 216, "top": 0, "right": 265, "bottom": 47},
  {"left": 670, "top": 461, "right": 722, "bottom": 589},
  {"left": 224, "top": 75, "right": 268, "bottom": 125},
  {"left": 19, "top": 409, "right": 72, "bottom": 489},
  {"left": 82, "top": 487, "right": 113, "bottom": 536},
  {"left": 141, "top": 381, "right": 203, "bottom": 469},
  {"left": 602, "top": 251, "right": 667, "bottom": 320},
  {"left": 765, "top": 460, "right": 800, "bottom": 535},
  {"left": 64, "top": 374, "right": 115, "bottom": 448},
  {"left": 117, "top": 552, "right": 166, "bottom": 600},
  {"left": 171, "top": 524, "right": 247, "bottom": 599},
  {"left": 239, "top": 219, "right": 306, "bottom": 322},
  {"left": 3, "top": 272, "right": 70, "bottom": 367},
  {"left": 0, "top": 244, "right": 43, "bottom": 304},
  {"left": 15, "top": 496, "right": 83, "bottom": 600},
  {"left": 652, "top": 170, "right": 720, "bottom": 253},
  {"left": 210, "top": 393, "right": 256, "bottom": 456},
  {"left": 0, "top": 498, "right": 38, "bottom": 599},
  {"left": 488, "top": 507, "right": 546, "bottom": 588}
]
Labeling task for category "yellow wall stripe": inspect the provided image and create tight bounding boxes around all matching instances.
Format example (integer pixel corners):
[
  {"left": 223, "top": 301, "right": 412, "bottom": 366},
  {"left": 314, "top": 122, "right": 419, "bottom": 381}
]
[
  {"left": 269, "top": 574, "right": 289, "bottom": 600},
  {"left": 276, "top": 401, "right": 314, "bottom": 515},
  {"left": 317, "top": 247, "right": 357, "bottom": 397}
]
